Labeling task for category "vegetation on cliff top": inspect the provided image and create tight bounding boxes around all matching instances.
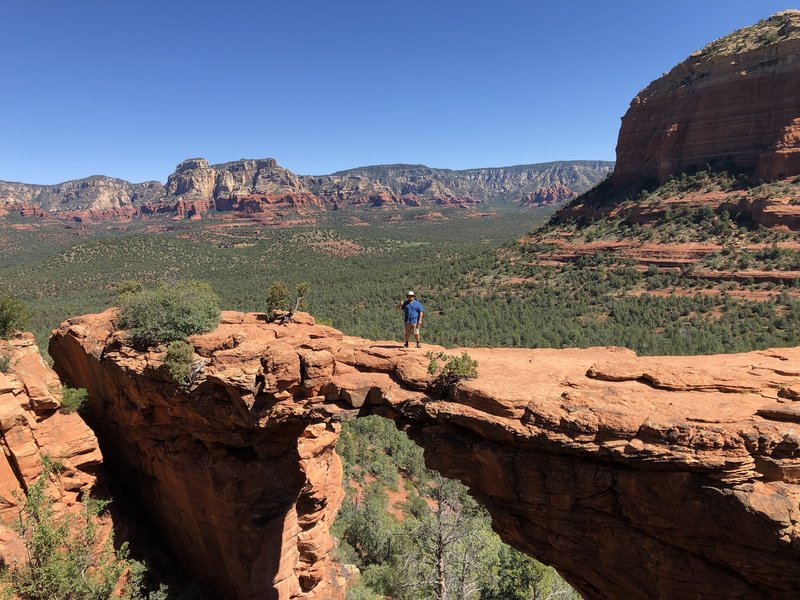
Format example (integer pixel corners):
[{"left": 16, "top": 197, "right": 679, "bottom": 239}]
[
  {"left": 265, "top": 280, "right": 310, "bottom": 322},
  {"left": 117, "top": 280, "right": 221, "bottom": 348},
  {"left": 695, "top": 10, "right": 800, "bottom": 61},
  {"left": 426, "top": 351, "right": 479, "bottom": 393}
]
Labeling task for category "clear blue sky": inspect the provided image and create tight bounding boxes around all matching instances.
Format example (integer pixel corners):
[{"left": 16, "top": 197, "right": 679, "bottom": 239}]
[{"left": 0, "top": 1, "right": 795, "bottom": 183}]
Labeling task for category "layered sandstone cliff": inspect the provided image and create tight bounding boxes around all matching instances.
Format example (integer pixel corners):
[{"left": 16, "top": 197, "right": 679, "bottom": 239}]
[
  {"left": 613, "top": 10, "right": 800, "bottom": 185},
  {"left": 50, "top": 310, "right": 800, "bottom": 599},
  {"left": 519, "top": 182, "right": 576, "bottom": 206},
  {"left": 0, "top": 177, "right": 163, "bottom": 222},
  {"left": 164, "top": 158, "right": 324, "bottom": 218}
]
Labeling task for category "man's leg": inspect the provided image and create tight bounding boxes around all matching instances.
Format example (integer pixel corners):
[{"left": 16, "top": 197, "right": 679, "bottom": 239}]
[
  {"left": 404, "top": 324, "right": 411, "bottom": 347},
  {"left": 414, "top": 325, "right": 421, "bottom": 348}
]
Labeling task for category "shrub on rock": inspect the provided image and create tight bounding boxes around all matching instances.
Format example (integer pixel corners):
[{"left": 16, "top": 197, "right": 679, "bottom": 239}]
[
  {"left": 426, "top": 351, "right": 479, "bottom": 393},
  {"left": 163, "top": 341, "right": 196, "bottom": 383},
  {"left": 60, "top": 386, "right": 89, "bottom": 414},
  {"left": 118, "top": 280, "right": 220, "bottom": 348},
  {"left": 265, "top": 281, "right": 290, "bottom": 317},
  {"left": 6, "top": 457, "right": 128, "bottom": 599},
  {"left": 265, "top": 280, "right": 311, "bottom": 322}
]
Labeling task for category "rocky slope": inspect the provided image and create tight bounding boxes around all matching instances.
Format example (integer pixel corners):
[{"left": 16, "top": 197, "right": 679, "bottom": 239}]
[
  {"left": 0, "top": 333, "right": 104, "bottom": 566},
  {"left": 0, "top": 159, "right": 613, "bottom": 222},
  {"left": 50, "top": 310, "right": 800, "bottom": 599},
  {"left": 613, "top": 10, "right": 800, "bottom": 186},
  {"left": 514, "top": 171, "right": 800, "bottom": 297}
]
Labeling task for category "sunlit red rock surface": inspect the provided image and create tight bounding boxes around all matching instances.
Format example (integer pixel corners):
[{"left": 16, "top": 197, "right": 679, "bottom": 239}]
[
  {"left": 50, "top": 310, "right": 800, "bottom": 599},
  {"left": 0, "top": 334, "right": 103, "bottom": 566}
]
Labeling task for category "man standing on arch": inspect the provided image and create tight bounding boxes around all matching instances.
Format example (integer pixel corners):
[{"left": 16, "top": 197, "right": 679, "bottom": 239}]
[{"left": 398, "top": 290, "right": 424, "bottom": 348}]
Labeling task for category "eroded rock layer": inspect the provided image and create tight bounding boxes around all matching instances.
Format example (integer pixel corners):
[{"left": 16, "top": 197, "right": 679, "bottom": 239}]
[
  {"left": 50, "top": 311, "right": 800, "bottom": 599},
  {"left": 613, "top": 11, "right": 800, "bottom": 185},
  {"left": 0, "top": 334, "right": 103, "bottom": 565}
]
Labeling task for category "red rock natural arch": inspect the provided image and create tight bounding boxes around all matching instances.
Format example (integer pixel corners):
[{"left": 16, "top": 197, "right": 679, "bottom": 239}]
[{"left": 49, "top": 310, "right": 800, "bottom": 599}]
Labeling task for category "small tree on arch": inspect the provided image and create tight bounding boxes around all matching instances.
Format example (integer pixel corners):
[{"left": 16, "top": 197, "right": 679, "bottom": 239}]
[{"left": 265, "top": 281, "right": 311, "bottom": 324}]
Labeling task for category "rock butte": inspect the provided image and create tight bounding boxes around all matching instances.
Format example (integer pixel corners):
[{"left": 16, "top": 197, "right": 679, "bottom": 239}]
[
  {"left": 557, "top": 11, "right": 800, "bottom": 230},
  {"left": 613, "top": 10, "right": 800, "bottom": 185},
  {"left": 48, "top": 310, "right": 800, "bottom": 600}
]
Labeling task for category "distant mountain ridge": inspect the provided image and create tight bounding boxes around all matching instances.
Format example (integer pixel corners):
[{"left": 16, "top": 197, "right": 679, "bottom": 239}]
[
  {"left": 324, "top": 160, "right": 611, "bottom": 204},
  {"left": 0, "top": 177, "right": 163, "bottom": 220},
  {"left": 0, "top": 158, "right": 613, "bottom": 222}
]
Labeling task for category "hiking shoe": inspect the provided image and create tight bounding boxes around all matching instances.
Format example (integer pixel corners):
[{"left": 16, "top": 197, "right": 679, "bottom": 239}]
[
  {"left": 403, "top": 341, "right": 409, "bottom": 348},
  {"left": 416, "top": 343, "right": 421, "bottom": 348}
]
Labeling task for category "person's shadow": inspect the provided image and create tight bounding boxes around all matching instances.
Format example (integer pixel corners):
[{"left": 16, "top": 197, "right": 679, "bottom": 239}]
[{"left": 367, "top": 343, "right": 408, "bottom": 349}]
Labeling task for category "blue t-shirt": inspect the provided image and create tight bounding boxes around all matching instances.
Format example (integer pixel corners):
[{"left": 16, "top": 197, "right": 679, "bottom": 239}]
[{"left": 402, "top": 299, "right": 424, "bottom": 324}]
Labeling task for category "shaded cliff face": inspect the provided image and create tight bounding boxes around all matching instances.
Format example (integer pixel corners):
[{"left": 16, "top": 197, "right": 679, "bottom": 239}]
[
  {"left": 0, "top": 333, "right": 104, "bottom": 565},
  {"left": 613, "top": 10, "right": 800, "bottom": 185},
  {"left": 51, "top": 310, "right": 800, "bottom": 600}
]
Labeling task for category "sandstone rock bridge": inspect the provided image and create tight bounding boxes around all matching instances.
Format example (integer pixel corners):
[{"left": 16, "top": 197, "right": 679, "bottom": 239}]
[{"left": 49, "top": 310, "right": 800, "bottom": 600}]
